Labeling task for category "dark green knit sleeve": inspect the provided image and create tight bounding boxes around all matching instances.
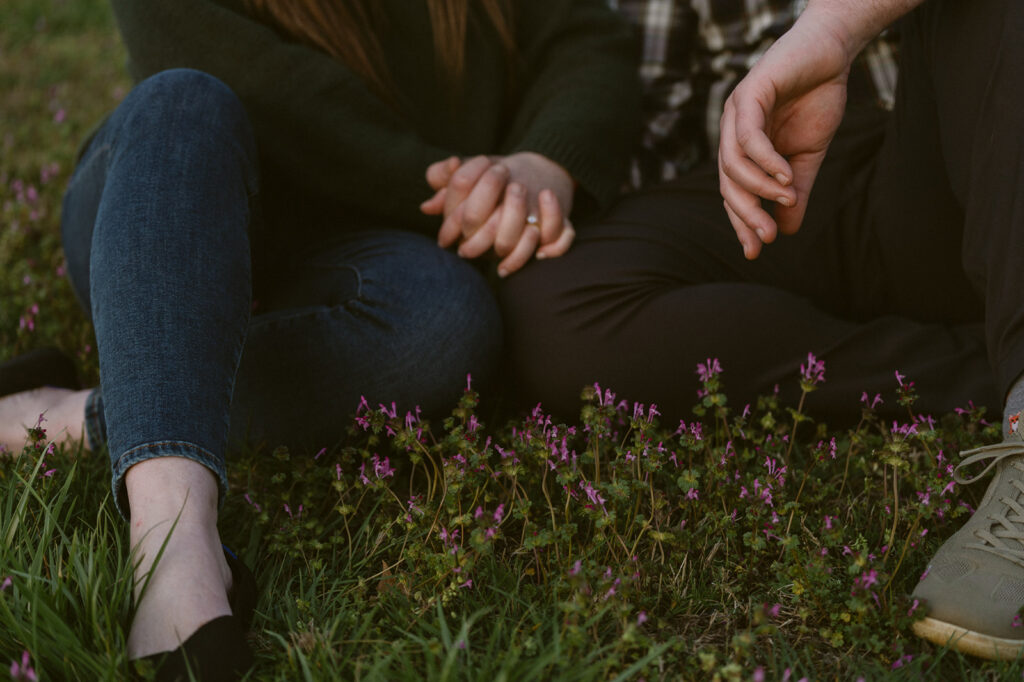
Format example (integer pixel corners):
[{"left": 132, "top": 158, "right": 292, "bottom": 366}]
[
  {"left": 108, "top": 0, "right": 454, "bottom": 228},
  {"left": 504, "top": 0, "right": 641, "bottom": 212}
]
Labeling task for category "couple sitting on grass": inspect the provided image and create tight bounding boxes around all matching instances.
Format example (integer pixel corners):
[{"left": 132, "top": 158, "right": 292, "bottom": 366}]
[{"left": 0, "top": 0, "right": 1021, "bottom": 676}]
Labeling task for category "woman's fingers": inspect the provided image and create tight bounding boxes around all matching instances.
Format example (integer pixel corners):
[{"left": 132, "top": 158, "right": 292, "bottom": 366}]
[
  {"left": 443, "top": 155, "right": 493, "bottom": 217},
  {"left": 536, "top": 218, "right": 575, "bottom": 259},
  {"left": 497, "top": 223, "right": 541, "bottom": 278},
  {"left": 425, "top": 155, "right": 461, "bottom": 191},
  {"left": 494, "top": 183, "right": 527, "bottom": 257},
  {"left": 437, "top": 159, "right": 505, "bottom": 246},
  {"left": 456, "top": 163, "right": 509, "bottom": 239},
  {"left": 457, "top": 209, "right": 500, "bottom": 259},
  {"left": 536, "top": 189, "right": 564, "bottom": 245},
  {"left": 419, "top": 186, "right": 447, "bottom": 215},
  {"left": 437, "top": 202, "right": 466, "bottom": 247}
]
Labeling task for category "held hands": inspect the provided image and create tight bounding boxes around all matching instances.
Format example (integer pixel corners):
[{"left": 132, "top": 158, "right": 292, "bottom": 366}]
[
  {"left": 420, "top": 152, "right": 576, "bottom": 277},
  {"left": 718, "top": 9, "right": 856, "bottom": 259}
]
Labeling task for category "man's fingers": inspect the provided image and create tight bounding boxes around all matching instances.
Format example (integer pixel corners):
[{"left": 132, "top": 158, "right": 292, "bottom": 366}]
[
  {"left": 420, "top": 187, "right": 447, "bottom": 215},
  {"left": 536, "top": 219, "right": 575, "bottom": 259},
  {"left": 723, "top": 199, "right": 763, "bottom": 260},
  {"left": 727, "top": 95, "right": 794, "bottom": 186},
  {"left": 444, "top": 155, "right": 492, "bottom": 217},
  {"left": 719, "top": 102, "right": 797, "bottom": 205},
  {"left": 457, "top": 210, "right": 500, "bottom": 259},
  {"left": 426, "top": 155, "right": 461, "bottom": 191},
  {"left": 497, "top": 224, "right": 541, "bottom": 278},
  {"left": 774, "top": 153, "right": 824, "bottom": 235},
  {"left": 494, "top": 183, "right": 527, "bottom": 257},
  {"left": 719, "top": 156, "right": 779, "bottom": 245}
]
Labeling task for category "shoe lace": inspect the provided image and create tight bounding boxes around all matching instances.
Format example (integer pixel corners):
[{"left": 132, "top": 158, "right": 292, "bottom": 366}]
[{"left": 955, "top": 441, "right": 1024, "bottom": 568}]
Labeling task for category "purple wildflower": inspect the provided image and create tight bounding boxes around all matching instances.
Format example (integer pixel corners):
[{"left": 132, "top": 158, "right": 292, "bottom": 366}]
[
  {"left": 696, "top": 358, "right": 723, "bottom": 383},
  {"left": 10, "top": 651, "right": 37, "bottom": 682},
  {"left": 799, "top": 352, "right": 826, "bottom": 386}
]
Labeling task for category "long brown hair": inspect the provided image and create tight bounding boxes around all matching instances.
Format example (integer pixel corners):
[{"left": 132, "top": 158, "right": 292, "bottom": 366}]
[{"left": 243, "top": 0, "right": 515, "bottom": 100}]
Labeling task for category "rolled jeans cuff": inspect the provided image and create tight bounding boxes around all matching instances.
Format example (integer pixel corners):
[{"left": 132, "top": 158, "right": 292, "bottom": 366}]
[{"left": 110, "top": 440, "right": 228, "bottom": 520}]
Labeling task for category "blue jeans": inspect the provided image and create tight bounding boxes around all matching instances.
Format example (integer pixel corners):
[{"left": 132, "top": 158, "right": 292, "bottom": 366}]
[{"left": 61, "top": 69, "right": 502, "bottom": 517}]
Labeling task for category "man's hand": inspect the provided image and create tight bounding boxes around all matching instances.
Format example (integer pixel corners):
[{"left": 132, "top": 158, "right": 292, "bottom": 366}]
[
  {"left": 718, "top": 11, "right": 854, "bottom": 259},
  {"left": 420, "top": 152, "right": 576, "bottom": 276},
  {"left": 718, "top": 0, "right": 924, "bottom": 258}
]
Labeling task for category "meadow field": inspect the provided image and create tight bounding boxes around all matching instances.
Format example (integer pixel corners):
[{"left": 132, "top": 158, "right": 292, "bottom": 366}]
[{"left": 1, "top": 1, "right": 1021, "bottom": 679}]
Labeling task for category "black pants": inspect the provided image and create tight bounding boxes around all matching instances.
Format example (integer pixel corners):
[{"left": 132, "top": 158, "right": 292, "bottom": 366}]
[{"left": 501, "top": 0, "right": 1024, "bottom": 424}]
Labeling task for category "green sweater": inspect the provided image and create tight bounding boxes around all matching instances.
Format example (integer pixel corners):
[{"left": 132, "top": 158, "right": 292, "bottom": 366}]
[{"left": 107, "top": 0, "right": 640, "bottom": 234}]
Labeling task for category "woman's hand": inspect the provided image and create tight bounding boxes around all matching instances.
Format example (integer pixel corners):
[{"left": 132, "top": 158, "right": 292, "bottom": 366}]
[{"left": 421, "top": 152, "right": 576, "bottom": 276}]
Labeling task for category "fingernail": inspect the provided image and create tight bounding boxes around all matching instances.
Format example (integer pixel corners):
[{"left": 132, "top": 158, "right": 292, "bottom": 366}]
[
  {"left": 775, "top": 173, "right": 789, "bottom": 185},
  {"left": 497, "top": 267, "right": 508, "bottom": 278},
  {"left": 776, "top": 195, "right": 792, "bottom": 207},
  {"left": 755, "top": 228, "right": 766, "bottom": 241},
  {"left": 536, "top": 252, "right": 547, "bottom": 260}
]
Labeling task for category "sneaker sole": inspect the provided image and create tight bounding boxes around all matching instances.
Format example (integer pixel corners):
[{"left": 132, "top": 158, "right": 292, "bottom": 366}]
[{"left": 913, "top": 616, "right": 1024, "bottom": 660}]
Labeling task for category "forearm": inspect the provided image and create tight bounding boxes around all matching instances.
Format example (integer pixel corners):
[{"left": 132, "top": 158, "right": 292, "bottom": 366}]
[{"left": 805, "top": 0, "right": 926, "bottom": 60}]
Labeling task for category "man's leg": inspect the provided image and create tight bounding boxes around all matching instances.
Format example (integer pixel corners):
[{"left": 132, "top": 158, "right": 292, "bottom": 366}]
[
  {"left": 874, "top": 0, "right": 1024, "bottom": 659},
  {"left": 501, "top": 154, "right": 998, "bottom": 425}
]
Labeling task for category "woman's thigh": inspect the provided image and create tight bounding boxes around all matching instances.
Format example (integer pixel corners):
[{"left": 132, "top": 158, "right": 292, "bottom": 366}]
[{"left": 230, "top": 229, "right": 503, "bottom": 450}]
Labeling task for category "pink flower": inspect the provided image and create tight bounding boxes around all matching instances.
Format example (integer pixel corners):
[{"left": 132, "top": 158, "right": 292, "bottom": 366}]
[
  {"left": 860, "top": 391, "right": 883, "bottom": 409},
  {"left": 890, "top": 655, "right": 913, "bottom": 670},
  {"left": 696, "top": 358, "right": 723, "bottom": 382},
  {"left": 1, "top": 576, "right": 11, "bottom": 591},
  {"left": 371, "top": 454, "right": 394, "bottom": 479},
  {"left": 800, "top": 352, "right": 826, "bottom": 385},
  {"left": 10, "top": 651, "right": 37, "bottom": 682}
]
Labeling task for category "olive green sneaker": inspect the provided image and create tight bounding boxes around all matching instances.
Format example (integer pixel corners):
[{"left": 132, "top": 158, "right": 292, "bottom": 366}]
[{"left": 912, "top": 439, "right": 1024, "bottom": 659}]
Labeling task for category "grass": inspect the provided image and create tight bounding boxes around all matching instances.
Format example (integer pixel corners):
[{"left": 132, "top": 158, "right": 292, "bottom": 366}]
[{"left": 2, "top": 1, "right": 1023, "bottom": 680}]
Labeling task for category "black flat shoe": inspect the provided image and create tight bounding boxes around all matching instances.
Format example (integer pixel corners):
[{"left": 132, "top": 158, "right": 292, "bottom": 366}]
[
  {"left": 222, "top": 546, "right": 257, "bottom": 629},
  {"left": 136, "top": 615, "right": 253, "bottom": 682},
  {"left": 0, "top": 347, "right": 78, "bottom": 397},
  {"left": 133, "top": 549, "right": 258, "bottom": 681}
]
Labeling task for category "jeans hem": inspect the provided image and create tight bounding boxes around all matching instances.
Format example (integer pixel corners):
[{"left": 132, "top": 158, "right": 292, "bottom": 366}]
[
  {"left": 111, "top": 440, "right": 227, "bottom": 519},
  {"left": 84, "top": 388, "right": 105, "bottom": 452}
]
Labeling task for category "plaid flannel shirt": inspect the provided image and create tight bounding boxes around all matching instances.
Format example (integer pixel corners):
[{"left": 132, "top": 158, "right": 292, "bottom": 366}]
[{"left": 612, "top": 0, "right": 899, "bottom": 188}]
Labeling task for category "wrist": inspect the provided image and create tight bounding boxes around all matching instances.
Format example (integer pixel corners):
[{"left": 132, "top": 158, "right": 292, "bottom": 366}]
[{"left": 805, "top": 0, "right": 923, "bottom": 60}]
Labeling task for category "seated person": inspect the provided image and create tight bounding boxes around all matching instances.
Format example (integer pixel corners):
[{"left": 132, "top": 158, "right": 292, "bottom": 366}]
[{"left": 496, "top": 0, "right": 1024, "bottom": 661}]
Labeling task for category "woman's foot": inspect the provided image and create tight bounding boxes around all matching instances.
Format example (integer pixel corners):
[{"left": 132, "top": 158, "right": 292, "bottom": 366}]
[
  {"left": 125, "top": 457, "right": 234, "bottom": 660},
  {"left": 0, "top": 387, "right": 91, "bottom": 454}
]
